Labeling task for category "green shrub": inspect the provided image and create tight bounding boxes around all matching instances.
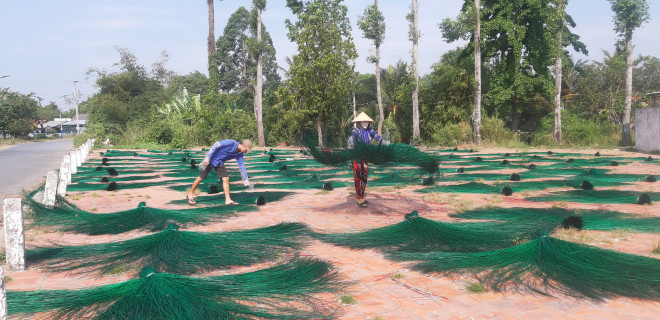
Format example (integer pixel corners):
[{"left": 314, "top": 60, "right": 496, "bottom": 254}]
[
  {"left": 431, "top": 121, "right": 472, "bottom": 147},
  {"left": 481, "top": 116, "right": 523, "bottom": 147},
  {"left": 531, "top": 111, "right": 620, "bottom": 148}
]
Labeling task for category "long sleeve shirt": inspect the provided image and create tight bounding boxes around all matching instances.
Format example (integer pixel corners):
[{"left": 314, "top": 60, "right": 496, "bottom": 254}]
[
  {"left": 206, "top": 139, "right": 248, "bottom": 181},
  {"left": 347, "top": 126, "right": 382, "bottom": 148}
]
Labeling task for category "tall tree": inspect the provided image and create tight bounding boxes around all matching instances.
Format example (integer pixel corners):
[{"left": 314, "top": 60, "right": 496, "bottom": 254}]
[
  {"left": 285, "top": 0, "right": 357, "bottom": 147},
  {"left": 408, "top": 0, "right": 421, "bottom": 140},
  {"left": 214, "top": 7, "right": 279, "bottom": 93},
  {"left": 358, "top": 0, "right": 386, "bottom": 136},
  {"left": 608, "top": 0, "right": 650, "bottom": 146},
  {"left": 439, "top": 0, "right": 482, "bottom": 143},
  {"left": 480, "top": 0, "right": 585, "bottom": 132},
  {"left": 553, "top": 0, "right": 566, "bottom": 144},
  {"left": 207, "top": 0, "right": 220, "bottom": 93},
  {"left": 253, "top": 0, "right": 266, "bottom": 147}
]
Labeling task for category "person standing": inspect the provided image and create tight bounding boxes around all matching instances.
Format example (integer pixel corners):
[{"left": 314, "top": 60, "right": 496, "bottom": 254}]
[
  {"left": 187, "top": 139, "right": 253, "bottom": 205},
  {"left": 347, "top": 112, "right": 382, "bottom": 208}
]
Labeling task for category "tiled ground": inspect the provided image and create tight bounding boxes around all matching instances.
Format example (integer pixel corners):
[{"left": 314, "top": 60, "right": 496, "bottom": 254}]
[{"left": 6, "top": 147, "right": 660, "bottom": 319}]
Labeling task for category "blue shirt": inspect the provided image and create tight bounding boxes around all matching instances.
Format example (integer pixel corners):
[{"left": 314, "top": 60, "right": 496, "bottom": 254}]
[
  {"left": 206, "top": 139, "right": 248, "bottom": 181},
  {"left": 347, "top": 126, "right": 382, "bottom": 148}
]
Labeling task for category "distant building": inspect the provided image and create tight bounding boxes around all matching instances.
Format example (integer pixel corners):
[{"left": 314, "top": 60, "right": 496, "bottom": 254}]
[{"left": 39, "top": 114, "right": 88, "bottom": 134}]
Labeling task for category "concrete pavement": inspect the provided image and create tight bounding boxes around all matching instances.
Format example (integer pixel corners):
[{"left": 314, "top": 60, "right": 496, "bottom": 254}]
[{"left": 0, "top": 139, "right": 74, "bottom": 198}]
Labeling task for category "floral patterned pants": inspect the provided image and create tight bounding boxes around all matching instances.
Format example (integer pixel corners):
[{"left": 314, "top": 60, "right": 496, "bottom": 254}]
[{"left": 352, "top": 160, "right": 369, "bottom": 200}]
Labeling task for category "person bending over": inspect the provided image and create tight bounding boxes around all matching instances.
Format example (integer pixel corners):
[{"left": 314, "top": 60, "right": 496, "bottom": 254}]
[{"left": 187, "top": 139, "right": 252, "bottom": 205}]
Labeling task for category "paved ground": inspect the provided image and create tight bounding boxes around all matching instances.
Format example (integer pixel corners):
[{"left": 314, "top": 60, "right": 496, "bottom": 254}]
[
  {"left": 0, "top": 139, "right": 73, "bottom": 198},
  {"left": 6, "top": 146, "right": 660, "bottom": 319}
]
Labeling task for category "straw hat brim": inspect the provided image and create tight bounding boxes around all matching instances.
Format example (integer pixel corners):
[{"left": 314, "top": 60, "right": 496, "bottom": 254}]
[{"left": 352, "top": 112, "right": 374, "bottom": 123}]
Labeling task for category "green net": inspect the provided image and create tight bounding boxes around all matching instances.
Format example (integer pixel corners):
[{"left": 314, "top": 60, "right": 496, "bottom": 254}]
[
  {"left": 24, "top": 198, "right": 250, "bottom": 235},
  {"left": 526, "top": 190, "right": 660, "bottom": 204},
  {"left": 313, "top": 212, "right": 529, "bottom": 253},
  {"left": 305, "top": 140, "right": 440, "bottom": 174},
  {"left": 417, "top": 179, "right": 627, "bottom": 194},
  {"left": 450, "top": 207, "right": 660, "bottom": 233},
  {"left": 27, "top": 223, "right": 310, "bottom": 275},
  {"left": 393, "top": 235, "right": 660, "bottom": 301},
  {"left": 8, "top": 259, "right": 342, "bottom": 319}
]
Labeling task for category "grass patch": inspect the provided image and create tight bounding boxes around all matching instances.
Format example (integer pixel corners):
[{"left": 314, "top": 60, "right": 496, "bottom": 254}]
[
  {"left": 339, "top": 294, "right": 357, "bottom": 305},
  {"left": 69, "top": 194, "right": 81, "bottom": 201},
  {"left": 390, "top": 272, "right": 406, "bottom": 280},
  {"left": 106, "top": 263, "right": 135, "bottom": 275},
  {"left": 652, "top": 241, "right": 660, "bottom": 255},
  {"left": 314, "top": 190, "right": 331, "bottom": 195},
  {"left": 552, "top": 228, "right": 633, "bottom": 245},
  {"left": 372, "top": 316, "right": 385, "bottom": 320},
  {"left": 465, "top": 282, "right": 485, "bottom": 294}
]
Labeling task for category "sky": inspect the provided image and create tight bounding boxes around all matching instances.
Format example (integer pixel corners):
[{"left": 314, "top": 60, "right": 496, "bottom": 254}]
[{"left": 1, "top": 0, "right": 659, "bottom": 113}]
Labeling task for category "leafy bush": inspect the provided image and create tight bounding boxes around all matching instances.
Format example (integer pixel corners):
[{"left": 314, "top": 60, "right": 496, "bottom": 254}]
[
  {"left": 481, "top": 116, "right": 524, "bottom": 147},
  {"left": 430, "top": 121, "right": 473, "bottom": 147},
  {"left": 531, "top": 111, "right": 620, "bottom": 148}
]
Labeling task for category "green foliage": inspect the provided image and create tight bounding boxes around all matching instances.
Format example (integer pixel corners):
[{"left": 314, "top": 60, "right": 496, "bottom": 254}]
[
  {"left": 357, "top": 3, "right": 386, "bottom": 47},
  {"left": 532, "top": 110, "right": 620, "bottom": 148},
  {"left": 429, "top": 122, "right": 473, "bottom": 147},
  {"left": 7, "top": 118, "right": 34, "bottom": 137},
  {"left": 0, "top": 88, "right": 39, "bottom": 136},
  {"left": 609, "top": 0, "right": 650, "bottom": 39},
  {"left": 84, "top": 47, "right": 169, "bottom": 138},
  {"left": 36, "top": 102, "right": 62, "bottom": 121},
  {"left": 285, "top": 0, "right": 358, "bottom": 146},
  {"left": 481, "top": 116, "right": 522, "bottom": 146},
  {"left": 214, "top": 6, "right": 279, "bottom": 93}
]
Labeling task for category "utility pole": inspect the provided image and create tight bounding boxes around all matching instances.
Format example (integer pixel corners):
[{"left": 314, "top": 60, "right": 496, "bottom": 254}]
[{"left": 73, "top": 81, "right": 81, "bottom": 134}]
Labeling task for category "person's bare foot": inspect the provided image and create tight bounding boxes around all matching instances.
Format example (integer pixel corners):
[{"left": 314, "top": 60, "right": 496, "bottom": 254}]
[{"left": 186, "top": 194, "right": 196, "bottom": 206}]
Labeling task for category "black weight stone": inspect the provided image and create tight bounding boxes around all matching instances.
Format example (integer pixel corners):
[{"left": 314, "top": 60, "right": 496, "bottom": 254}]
[{"left": 562, "top": 216, "right": 583, "bottom": 230}]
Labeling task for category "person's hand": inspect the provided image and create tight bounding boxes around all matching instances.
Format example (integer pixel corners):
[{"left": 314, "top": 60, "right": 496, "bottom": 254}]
[
  {"left": 243, "top": 179, "right": 250, "bottom": 186},
  {"left": 202, "top": 158, "right": 210, "bottom": 166}
]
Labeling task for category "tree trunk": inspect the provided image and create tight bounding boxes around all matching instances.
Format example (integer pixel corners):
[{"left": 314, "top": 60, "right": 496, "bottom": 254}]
[
  {"left": 376, "top": 43, "right": 384, "bottom": 136},
  {"left": 317, "top": 112, "right": 324, "bottom": 148},
  {"left": 621, "top": 35, "right": 634, "bottom": 146},
  {"left": 255, "top": 7, "right": 265, "bottom": 147},
  {"left": 207, "top": 0, "right": 218, "bottom": 93},
  {"left": 553, "top": 0, "right": 564, "bottom": 144},
  {"left": 352, "top": 90, "right": 357, "bottom": 128},
  {"left": 511, "top": 99, "right": 519, "bottom": 132},
  {"left": 411, "top": 0, "right": 420, "bottom": 140},
  {"left": 207, "top": 0, "right": 215, "bottom": 66},
  {"left": 473, "top": 0, "right": 482, "bottom": 144}
]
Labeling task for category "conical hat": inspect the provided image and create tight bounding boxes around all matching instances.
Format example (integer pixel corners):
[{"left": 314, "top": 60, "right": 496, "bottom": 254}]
[{"left": 352, "top": 112, "right": 374, "bottom": 123}]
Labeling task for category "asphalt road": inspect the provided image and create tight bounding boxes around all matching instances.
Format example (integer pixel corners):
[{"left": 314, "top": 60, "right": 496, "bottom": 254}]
[{"left": 0, "top": 139, "right": 74, "bottom": 198}]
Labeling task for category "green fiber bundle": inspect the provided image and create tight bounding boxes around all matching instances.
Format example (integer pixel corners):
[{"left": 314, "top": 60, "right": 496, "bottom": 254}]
[
  {"left": 305, "top": 140, "right": 440, "bottom": 173},
  {"left": 25, "top": 198, "right": 248, "bottom": 234},
  {"left": 396, "top": 235, "right": 660, "bottom": 301},
  {"left": 451, "top": 207, "right": 660, "bottom": 233},
  {"left": 28, "top": 223, "right": 309, "bottom": 275},
  {"left": 67, "top": 181, "right": 172, "bottom": 192},
  {"left": 314, "top": 212, "right": 525, "bottom": 253},
  {"left": 8, "top": 259, "right": 341, "bottom": 319},
  {"left": 527, "top": 190, "right": 660, "bottom": 204}
]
